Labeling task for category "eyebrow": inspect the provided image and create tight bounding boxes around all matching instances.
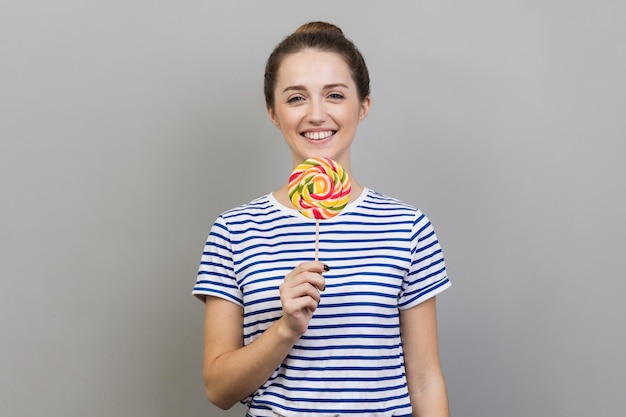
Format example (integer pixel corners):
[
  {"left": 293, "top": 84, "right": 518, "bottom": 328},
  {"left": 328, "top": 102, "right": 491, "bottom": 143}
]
[{"left": 281, "top": 83, "right": 350, "bottom": 93}]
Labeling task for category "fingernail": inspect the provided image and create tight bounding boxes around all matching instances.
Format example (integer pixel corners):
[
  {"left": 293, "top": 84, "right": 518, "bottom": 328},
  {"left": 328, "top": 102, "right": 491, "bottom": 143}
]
[
  {"left": 321, "top": 285, "right": 326, "bottom": 292},
  {"left": 323, "top": 264, "right": 330, "bottom": 271}
]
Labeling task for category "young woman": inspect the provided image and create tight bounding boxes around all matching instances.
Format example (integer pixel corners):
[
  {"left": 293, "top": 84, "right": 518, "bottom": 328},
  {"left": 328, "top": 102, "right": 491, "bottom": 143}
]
[{"left": 193, "top": 21, "right": 451, "bottom": 417}]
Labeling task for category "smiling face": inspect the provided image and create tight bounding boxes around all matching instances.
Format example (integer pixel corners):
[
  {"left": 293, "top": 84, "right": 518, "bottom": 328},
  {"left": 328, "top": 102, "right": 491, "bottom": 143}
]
[{"left": 267, "top": 49, "right": 370, "bottom": 170}]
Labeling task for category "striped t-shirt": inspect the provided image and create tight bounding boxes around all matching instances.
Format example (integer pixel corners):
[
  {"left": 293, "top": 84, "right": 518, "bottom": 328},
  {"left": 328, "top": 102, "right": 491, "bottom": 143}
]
[{"left": 193, "top": 188, "right": 451, "bottom": 417}]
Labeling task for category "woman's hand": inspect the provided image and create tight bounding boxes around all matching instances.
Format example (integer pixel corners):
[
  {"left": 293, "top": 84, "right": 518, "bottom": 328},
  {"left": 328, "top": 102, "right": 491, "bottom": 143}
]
[
  {"left": 278, "top": 261, "right": 328, "bottom": 339},
  {"left": 202, "top": 262, "right": 328, "bottom": 408}
]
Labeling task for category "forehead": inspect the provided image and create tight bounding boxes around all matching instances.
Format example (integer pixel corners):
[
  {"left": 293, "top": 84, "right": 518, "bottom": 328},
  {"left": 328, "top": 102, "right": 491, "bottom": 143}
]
[{"left": 276, "top": 49, "right": 354, "bottom": 88}]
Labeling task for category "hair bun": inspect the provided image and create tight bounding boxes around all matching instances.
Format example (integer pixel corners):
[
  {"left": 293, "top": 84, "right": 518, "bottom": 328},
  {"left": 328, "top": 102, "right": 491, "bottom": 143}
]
[{"left": 294, "top": 21, "right": 344, "bottom": 36}]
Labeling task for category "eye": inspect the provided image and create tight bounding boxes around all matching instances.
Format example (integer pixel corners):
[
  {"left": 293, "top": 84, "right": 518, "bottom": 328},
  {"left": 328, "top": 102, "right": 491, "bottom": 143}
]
[
  {"left": 287, "top": 95, "right": 304, "bottom": 104},
  {"left": 328, "top": 93, "right": 344, "bottom": 100}
]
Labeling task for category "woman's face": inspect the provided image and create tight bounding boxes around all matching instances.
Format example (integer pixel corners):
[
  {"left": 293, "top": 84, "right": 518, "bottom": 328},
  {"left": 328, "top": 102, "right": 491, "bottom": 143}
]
[{"left": 268, "top": 49, "right": 370, "bottom": 170}]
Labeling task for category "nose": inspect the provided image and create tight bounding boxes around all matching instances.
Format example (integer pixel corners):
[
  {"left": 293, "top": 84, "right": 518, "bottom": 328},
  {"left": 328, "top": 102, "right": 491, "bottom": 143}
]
[{"left": 307, "top": 98, "right": 327, "bottom": 123}]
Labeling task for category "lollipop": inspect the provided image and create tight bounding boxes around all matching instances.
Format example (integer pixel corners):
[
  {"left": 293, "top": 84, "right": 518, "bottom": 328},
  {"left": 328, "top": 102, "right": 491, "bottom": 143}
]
[{"left": 288, "top": 157, "right": 351, "bottom": 260}]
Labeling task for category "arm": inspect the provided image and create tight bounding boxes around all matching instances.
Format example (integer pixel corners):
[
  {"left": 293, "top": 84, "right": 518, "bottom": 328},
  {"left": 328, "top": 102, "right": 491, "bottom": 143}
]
[
  {"left": 202, "top": 262, "right": 326, "bottom": 409},
  {"left": 400, "top": 296, "right": 450, "bottom": 417}
]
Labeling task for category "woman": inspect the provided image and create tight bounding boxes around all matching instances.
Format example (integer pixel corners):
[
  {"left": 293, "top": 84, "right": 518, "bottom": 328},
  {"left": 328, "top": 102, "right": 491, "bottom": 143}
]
[{"left": 193, "top": 21, "right": 451, "bottom": 417}]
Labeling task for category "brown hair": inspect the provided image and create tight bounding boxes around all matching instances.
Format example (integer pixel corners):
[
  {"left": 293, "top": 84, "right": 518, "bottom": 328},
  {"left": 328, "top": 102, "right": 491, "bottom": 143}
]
[{"left": 264, "top": 21, "right": 370, "bottom": 109}]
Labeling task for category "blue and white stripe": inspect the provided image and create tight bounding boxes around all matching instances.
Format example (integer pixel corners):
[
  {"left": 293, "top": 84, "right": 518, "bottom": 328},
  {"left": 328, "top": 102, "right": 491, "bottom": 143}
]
[{"left": 194, "top": 188, "right": 450, "bottom": 416}]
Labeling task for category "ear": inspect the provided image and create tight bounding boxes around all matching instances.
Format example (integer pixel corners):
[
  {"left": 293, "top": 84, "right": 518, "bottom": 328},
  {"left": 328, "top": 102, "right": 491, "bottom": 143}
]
[
  {"left": 358, "top": 96, "right": 371, "bottom": 121},
  {"left": 266, "top": 104, "right": 280, "bottom": 129}
]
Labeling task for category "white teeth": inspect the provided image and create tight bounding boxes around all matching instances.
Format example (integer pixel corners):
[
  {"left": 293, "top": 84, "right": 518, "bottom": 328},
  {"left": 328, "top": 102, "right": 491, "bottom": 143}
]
[{"left": 303, "top": 131, "right": 334, "bottom": 140}]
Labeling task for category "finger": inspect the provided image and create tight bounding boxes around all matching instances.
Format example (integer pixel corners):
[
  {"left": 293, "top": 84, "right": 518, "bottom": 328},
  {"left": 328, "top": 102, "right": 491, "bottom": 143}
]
[
  {"left": 285, "top": 263, "right": 329, "bottom": 292},
  {"left": 281, "top": 280, "right": 322, "bottom": 303},
  {"left": 282, "top": 291, "right": 320, "bottom": 314},
  {"left": 292, "top": 261, "right": 331, "bottom": 275},
  {"left": 284, "top": 271, "right": 326, "bottom": 293}
]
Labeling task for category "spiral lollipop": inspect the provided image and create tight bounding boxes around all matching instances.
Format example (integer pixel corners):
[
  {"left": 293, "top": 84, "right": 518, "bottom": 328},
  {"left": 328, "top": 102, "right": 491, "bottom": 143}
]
[{"left": 288, "top": 157, "right": 351, "bottom": 260}]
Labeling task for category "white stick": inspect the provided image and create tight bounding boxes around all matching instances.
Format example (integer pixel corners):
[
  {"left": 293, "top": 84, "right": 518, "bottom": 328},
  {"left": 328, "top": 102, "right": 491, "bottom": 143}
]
[{"left": 315, "top": 219, "right": 320, "bottom": 261}]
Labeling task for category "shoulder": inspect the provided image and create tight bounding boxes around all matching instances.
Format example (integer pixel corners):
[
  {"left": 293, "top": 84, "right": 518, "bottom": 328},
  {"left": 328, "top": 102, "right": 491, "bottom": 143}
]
[
  {"left": 211, "top": 194, "right": 296, "bottom": 238},
  {"left": 360, "top": 188, "right": 421, "bottom": 215},
  {"left": 216, "top": 194, "right": 276, "bottom": 223},
  {"left": 359, "top": 189, "right": 437, "bottom": 234}
]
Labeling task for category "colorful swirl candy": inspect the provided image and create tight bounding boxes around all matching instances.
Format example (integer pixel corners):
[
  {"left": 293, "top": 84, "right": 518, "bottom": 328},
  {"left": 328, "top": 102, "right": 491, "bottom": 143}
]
[{"left": 288, "top": 157, "right": 351, "bottom": 219}]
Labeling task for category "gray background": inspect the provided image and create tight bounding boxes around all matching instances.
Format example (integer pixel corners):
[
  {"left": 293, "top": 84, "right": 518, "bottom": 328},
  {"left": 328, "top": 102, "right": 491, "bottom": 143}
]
[{"left": 1, "top": 1, "right": 624, "bottom": 416}]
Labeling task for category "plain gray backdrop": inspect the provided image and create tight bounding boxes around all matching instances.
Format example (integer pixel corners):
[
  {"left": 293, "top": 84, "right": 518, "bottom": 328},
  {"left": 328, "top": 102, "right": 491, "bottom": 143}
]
[{"left": 2, "top": 1, "right": 625, "bottom": 416}]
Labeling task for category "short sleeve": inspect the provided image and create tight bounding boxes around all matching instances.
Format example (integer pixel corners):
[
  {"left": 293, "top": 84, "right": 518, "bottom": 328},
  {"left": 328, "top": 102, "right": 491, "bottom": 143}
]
[
  {"left": 398, "top": 211, "right": 451, "bottom": 309},
  {"left": 192, "top": 215, "right": 243, "bottom": 306}
]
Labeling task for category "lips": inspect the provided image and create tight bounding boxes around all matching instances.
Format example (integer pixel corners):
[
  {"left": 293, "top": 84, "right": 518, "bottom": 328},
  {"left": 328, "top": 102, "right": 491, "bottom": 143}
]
[{"left": 302, "top": 130, "right": 335, "bottom": 140}]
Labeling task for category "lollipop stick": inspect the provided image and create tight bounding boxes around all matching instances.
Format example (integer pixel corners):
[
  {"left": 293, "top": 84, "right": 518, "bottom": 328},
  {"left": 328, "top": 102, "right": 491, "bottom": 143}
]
[{"left": 315, "top": 219, "right": 320, "bottom": 261}]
